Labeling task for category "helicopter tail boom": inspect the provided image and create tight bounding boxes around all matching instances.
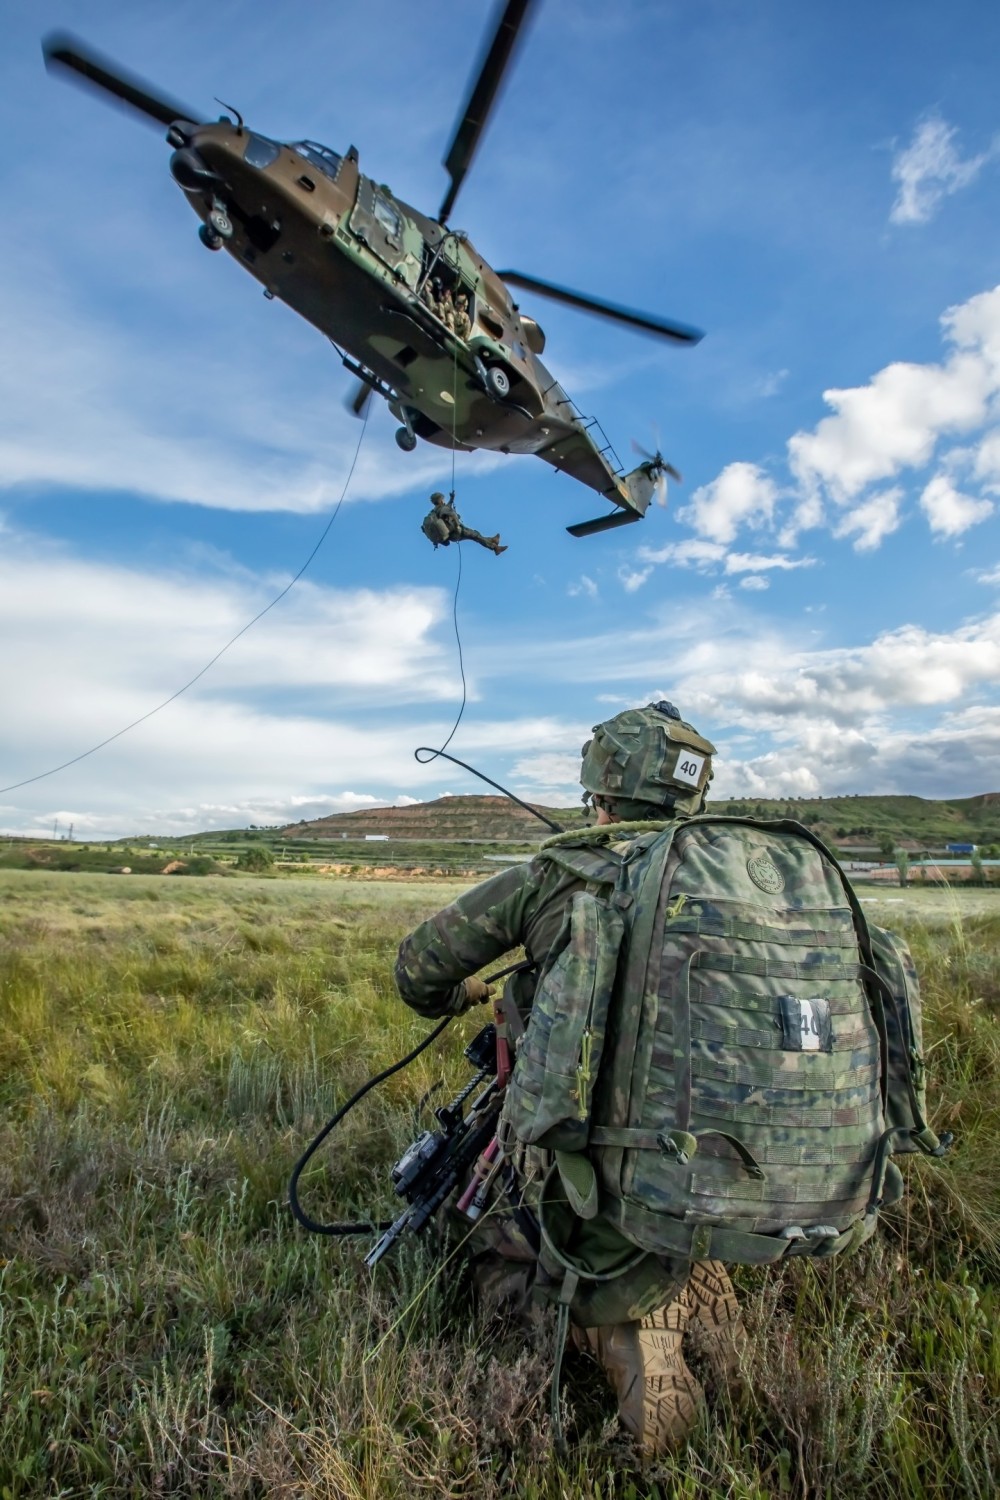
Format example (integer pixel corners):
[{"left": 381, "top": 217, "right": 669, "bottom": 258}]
[{"left": 565, "top": 456, "right": 678, "bottom": 538}]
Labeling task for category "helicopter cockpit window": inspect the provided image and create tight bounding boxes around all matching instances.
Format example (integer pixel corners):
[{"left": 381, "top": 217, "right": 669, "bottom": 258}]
[
  {"left": 372, "top": 193, "right": 401, "bottom": 239},
  {"left": 291, "top": 141, "right": 343, "bottom": 181},
  {"left": 244, "top": 134, "right": 281, "bottom": 170}
]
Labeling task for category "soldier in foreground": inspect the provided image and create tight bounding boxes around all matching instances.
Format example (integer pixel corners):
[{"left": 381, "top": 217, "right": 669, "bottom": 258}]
[
  {"left": 421, "top": 491, "right": 507, "bottom": 555},
  {"left": 394, "top": 703, "right": 744, "bottom": 1454}
]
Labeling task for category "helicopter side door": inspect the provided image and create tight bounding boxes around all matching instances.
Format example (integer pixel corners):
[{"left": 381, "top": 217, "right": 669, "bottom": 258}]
[{"left": 350, "top": 178, "right": 423, "bottom": 289}]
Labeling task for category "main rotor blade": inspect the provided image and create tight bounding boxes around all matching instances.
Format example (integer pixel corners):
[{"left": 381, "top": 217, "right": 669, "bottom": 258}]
[
  {"left": 498, "top": 271, "right": 704, "bottom": 345},
  {"left": 345, "top": 378, "right": 374, "bottom": 419},
  {"left": 439, "top": 0, "right": 537, "bottom": 224},
  {"left": 43, "top": 33, "right": 204, "bottom": 129}
]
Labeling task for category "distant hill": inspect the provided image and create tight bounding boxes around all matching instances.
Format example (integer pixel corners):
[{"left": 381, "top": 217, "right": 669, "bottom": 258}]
[
  {"left": 280, "top": 791, "right": 1000, "bottom": 850},
  {"left": 280, "top": 794, "right": 587, "bottom": 843},
  {"left": 709, "top": 793, "right": 1000, "bottom": 850}
]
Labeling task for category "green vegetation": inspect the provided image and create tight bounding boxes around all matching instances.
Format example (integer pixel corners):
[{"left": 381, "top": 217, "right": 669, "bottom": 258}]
[
  {"left": 0, "top": 845, "right": 221, "bottom": 878},
  {"left": 6, "top": 789, "right": 998, "bottom": 884},
  {"left": 710, "top": 791, "right": 1000, "bottom": 850},
  {"left": 236, "top": 844, "right": 276, "bottom": 874},
  {"left": 1, "top": 872, "right": 998, "bottom": 1497}
]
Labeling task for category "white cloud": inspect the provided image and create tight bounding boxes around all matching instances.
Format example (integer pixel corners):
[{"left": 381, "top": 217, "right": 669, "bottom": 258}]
[
  {"left": 975, "top": 563, "right": 1000, "bottom": 585},
  {"left": 509, "top": 752, "right": 585, "bottom": 794},
  {"left": 890, "top": 114, "right": 997, "bottom": 226},
  {"left": 0, "top": 528, "right": 607, "bottom": 834},
  {"left": 753, "top": 369, "right": 790, "bottom": 399},
  {"left": 788, "top": 348, "right": 991, "bottom": 507},
  {"left": 973, "top": 429, "right": 1000, "bottom": 492},
  {"left": 772, "top": 284, "right": 1000, "bottom": 548},
  {"left": 494, "top": 610, "right": 1000, "bottom": 805},
  {"left": 636, "top": 539, "right": 815, "bottom": 582},
  {"left": 919, "top": 473, "right": 994, "bottom": 536},
  {"left": 739, "top": 575, "right": 769, "bottom": 591},
  {"left": 568, "top": 574, "right": 599, "bottom": 600},
  {"left": 723, "top": 552, "right": 816, "bottom": 575},
  {"left": 618, "top": 565, "right": 653, "bottom": 593},
  {"left": 833, "top": 488, "right": 904, "bottom": 551},
  {"left": 639, "top": 539, "right": 727, "bottom": 568},
  {"left": 714, "top": 706, "right": 1000, "bottom": 802},
  {"left": 674, "top": 615, "right": 1000, "bottom": 730},
  {"left": 0, "top": 542, "right": 456, "bottom": 703},
  {"left": 648, "top": 282, "right": 1000, "bottom": 556},
  {"left": 677, "top": 462, "right": 779, "bottom": 544}
]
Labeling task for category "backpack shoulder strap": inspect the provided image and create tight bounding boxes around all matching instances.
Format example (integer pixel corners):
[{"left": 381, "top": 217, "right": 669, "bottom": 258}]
[{"left": 539, "top": 843, "right": 622, "bottom": 887}]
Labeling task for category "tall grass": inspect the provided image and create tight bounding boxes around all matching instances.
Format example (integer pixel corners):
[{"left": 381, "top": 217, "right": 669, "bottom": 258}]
[{"left": 1, "top": 872, "right": 998, "bottom": 1497}]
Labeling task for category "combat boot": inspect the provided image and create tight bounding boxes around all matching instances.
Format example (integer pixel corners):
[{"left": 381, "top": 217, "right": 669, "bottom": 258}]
[
  {"left": 682, "top": 1260, "right": 746, "bottom": 1387},
  {"left": 571, "top": 1294, "right": 704, "bottom": 1455}
]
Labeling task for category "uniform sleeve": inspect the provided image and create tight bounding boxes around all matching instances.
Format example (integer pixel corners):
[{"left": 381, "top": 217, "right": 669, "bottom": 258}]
[{"left": 394, "top": 861, "right": 542, "bottom": 1018}]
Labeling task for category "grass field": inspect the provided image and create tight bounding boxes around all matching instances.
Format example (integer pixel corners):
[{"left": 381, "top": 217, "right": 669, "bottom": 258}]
[{"left": 1, "top": 871, "right": 998, "bottom": 1498}]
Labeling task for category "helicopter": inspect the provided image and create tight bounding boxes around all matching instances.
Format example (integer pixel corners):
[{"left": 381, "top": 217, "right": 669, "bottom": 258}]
[{"left": 43, "top": 0, "right": 702, "bottom": 538}]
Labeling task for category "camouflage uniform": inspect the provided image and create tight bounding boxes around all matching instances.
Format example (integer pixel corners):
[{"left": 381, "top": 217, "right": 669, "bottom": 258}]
[
  {"left": 394, "top": 703, "right": 748, "bottom": 1454},
  {"left": 437, "top": 286, "right": 456, "bottom": 331},
  {"left": 421, "top": 493, "right": 506, "bottom": 554},
  {"left": 398, "top": 834, "right": 680, "bottom": 1278},
  {"left": 453, "top": 293, "right": 472, "bottom": 340},
  {"left": 395, "top": 823, "right": 747, "bottom": 1448}
]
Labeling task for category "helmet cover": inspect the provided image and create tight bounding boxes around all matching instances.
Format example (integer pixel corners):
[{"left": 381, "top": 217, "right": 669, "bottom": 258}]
[{"left": 580, "top": 701, "right": 716, "bottom": 817}]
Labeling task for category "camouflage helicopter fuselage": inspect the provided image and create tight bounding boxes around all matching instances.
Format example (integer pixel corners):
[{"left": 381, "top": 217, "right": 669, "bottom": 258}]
[{"left": 173, "top": 120, "right": 655, "bottom": 529}]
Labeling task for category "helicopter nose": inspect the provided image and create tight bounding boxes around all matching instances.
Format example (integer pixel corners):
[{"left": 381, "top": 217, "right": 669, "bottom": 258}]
[
  {"left": 169, "top": 145, "right": 221, "bottom": 192},
  {"left": 165, "top": 120, "right": 199, "bottom": 149}
]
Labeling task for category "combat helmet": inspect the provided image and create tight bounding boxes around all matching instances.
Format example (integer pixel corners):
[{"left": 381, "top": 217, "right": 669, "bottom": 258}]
[{"left": 580, "top": 700, "right": 715, "bottom": 820}]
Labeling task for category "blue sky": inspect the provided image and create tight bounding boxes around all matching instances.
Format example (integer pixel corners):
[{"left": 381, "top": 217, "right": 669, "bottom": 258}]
[{"left": 2, "top": 0, "right": 999, "bottom": 837}]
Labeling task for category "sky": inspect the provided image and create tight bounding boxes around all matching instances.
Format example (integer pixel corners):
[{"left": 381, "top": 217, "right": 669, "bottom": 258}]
[{"left": 2, "top": 0, "right": 999, "bottom": 838}]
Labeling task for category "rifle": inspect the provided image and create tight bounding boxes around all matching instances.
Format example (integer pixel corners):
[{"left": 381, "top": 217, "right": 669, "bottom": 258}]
[
  {"left": 289, "top": 958, "right": 530, "bottom": 1253},
  {"left": 364, "top": 1019, "right": 503, "bottom": 1266}
]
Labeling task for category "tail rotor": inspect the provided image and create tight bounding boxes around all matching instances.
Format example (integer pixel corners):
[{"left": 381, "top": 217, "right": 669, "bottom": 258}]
[{"left": 630, "top": 435, "right": 681, "bottom": 506}]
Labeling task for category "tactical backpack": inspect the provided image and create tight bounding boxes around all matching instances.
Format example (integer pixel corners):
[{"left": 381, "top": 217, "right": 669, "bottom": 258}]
[
  {"left": 421, "top": 511, "right": 451, "bottom": 546},
  {"left": 501, "top": 816, "right": 948, "bottom": 1287}
]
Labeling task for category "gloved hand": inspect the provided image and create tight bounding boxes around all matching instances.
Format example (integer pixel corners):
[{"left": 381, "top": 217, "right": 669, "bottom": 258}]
[{"left": 461, "top": 975, "right": 492, "bottom": 1007}]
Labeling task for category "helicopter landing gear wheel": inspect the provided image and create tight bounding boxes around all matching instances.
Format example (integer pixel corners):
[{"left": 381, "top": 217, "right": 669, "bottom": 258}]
[
  {"left": 199, "top": 222, "right": 224, "bottom": 251},
  {"left": 484, "top": 364, "right": 510, "bottom": 400},
  {"left": 395, "top": 426, "right": 418, "bottom": 452},
  {"left": 207, "top": 206, "right": 234, "bottom": 240}
]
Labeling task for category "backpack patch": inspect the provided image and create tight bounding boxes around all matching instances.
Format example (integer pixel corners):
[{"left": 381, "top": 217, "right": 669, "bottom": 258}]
[
  {"left": 779, "top": 994, "right": 833, "bottom": 1052},
  {"left": 747, "top": 848, "right": 784, "bottom": 892}
]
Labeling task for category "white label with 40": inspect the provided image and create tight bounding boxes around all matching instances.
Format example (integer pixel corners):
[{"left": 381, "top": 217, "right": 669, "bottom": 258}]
[{"left": 673, "top": 750, "right": 705, "bottom": 787}]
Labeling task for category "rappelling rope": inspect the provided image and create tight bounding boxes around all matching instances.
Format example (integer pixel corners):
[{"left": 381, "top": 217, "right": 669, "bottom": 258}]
[
  {"left": 420, "top": 336, "right": 467, "bottom": 763},
  {"left": 0, "top": 407, "right": 372, "bottom": 795}
]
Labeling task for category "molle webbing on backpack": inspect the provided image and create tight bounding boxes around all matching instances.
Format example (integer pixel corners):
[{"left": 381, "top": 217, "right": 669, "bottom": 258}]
[
  {"left": 592, "top": 819, "right": 889, "bottom": 1248},
  {"left": 504, "top": 814, "right": 940, "bottom": 1285}
]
